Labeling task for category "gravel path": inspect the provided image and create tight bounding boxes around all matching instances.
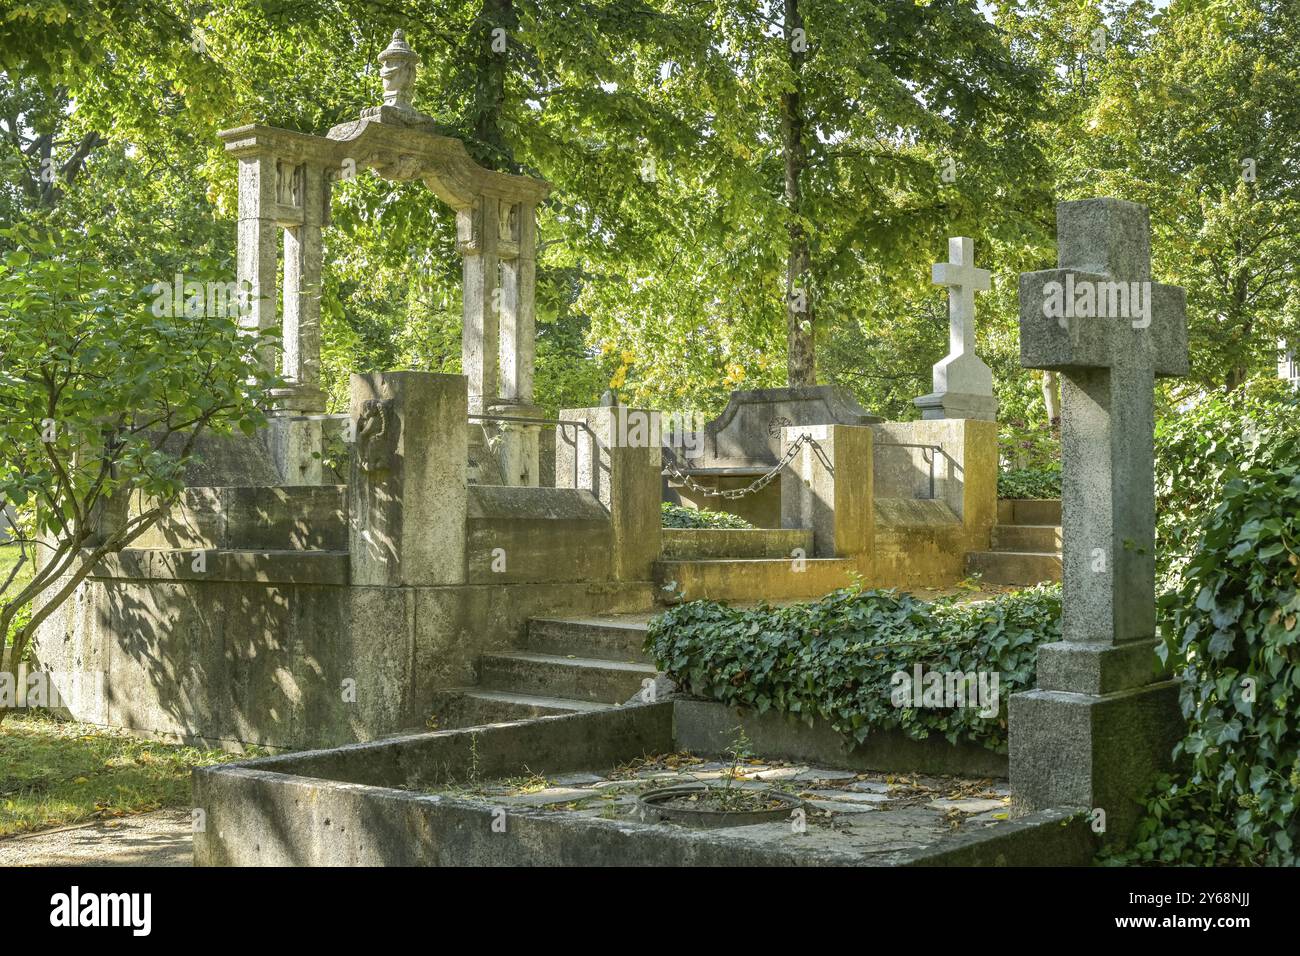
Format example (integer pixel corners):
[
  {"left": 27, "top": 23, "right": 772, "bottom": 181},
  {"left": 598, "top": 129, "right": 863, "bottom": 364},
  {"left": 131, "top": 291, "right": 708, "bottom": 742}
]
[{"left": 0, "top": 810, "right": 193, "bottom": 867}]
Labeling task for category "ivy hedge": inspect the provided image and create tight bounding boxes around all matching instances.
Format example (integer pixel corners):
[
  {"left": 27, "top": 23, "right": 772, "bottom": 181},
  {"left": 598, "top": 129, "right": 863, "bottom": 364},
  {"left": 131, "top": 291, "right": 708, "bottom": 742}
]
[
  {"left": 1110, "top": 380, "right": 1300, "bottom": 865},
  {"left": 997, "top": 465, "right": 1061, "bottom": 500},
  {"left": 646, "top": 584, "right": 1061, "bottom": 752},
  {"left": 660, "top": 502, "right": 754, "bottom": 530}
]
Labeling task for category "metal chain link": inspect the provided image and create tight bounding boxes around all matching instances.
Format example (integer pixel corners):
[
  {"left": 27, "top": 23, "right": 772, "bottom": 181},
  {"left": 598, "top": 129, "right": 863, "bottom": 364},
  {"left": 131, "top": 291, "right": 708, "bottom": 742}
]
[{"left": 661, "top": 432, "right": 832, "bottom": 500}]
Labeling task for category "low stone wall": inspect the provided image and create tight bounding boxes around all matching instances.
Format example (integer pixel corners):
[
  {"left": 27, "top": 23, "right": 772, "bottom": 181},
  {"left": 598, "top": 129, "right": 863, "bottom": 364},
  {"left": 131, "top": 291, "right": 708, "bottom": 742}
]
[
  {"left": 193, "top": 700, "right": 1095, "bottom": 867},
  {"left": 34, "top": 566, "right": 653, "bottom": 751},
  {"left": 673, "top": 699, "right": 1008, "bottom": 779}
]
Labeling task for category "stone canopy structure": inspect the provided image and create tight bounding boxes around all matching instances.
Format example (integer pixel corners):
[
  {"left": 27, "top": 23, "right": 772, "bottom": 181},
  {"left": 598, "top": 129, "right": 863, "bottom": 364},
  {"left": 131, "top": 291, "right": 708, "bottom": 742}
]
[{"left": 217, "top": 30, "right": 551, "bottom": 485}]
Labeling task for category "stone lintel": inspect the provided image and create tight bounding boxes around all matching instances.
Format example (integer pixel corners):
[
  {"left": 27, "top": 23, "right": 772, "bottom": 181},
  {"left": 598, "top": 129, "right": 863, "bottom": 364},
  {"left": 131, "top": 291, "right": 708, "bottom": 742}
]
[{"left": 270, "top": 385, "right": 327, "bottom": 413}]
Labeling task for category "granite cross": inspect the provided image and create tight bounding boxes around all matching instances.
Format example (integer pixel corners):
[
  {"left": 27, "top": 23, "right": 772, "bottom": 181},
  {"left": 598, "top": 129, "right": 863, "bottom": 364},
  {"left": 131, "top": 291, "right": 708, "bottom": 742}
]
[
  {"left": 915, "top": 237, "right": 996, "bottom": 420},
  {"left": 1018, "top": 199, "right": 1188, "bottom": 655}
]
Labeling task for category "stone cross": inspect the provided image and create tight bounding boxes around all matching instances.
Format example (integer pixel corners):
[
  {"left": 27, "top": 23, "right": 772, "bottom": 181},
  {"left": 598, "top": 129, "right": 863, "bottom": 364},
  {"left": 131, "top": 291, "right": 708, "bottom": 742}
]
[
  {"left": 914, "top": 237, "right": 996, "bottom": 421},
  {"left": 1018, "top": 199, "right": 1188, "bottom": 660},
  {"left": 1009, "top": 199, "right": 1189, "bottom": 841}
]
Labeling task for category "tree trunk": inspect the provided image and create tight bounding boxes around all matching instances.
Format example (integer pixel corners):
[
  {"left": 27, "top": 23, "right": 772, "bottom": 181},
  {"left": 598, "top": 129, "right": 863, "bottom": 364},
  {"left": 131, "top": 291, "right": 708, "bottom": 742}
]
[
  {"left": 472, "top": 0, "right": 517, "bottom": 172},
  {"left": 782, "top": 0, "right": 814, "bottom": 387},
  {"left": 1225, "top": 268, "right": 1252, "bottom": 392}
]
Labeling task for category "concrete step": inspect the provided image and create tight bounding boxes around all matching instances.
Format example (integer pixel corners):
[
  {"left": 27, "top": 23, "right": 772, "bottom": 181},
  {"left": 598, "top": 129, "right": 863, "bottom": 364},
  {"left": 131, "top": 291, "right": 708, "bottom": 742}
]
[
  {"left": 655, "top": 557, "right": 860, "bottom": 603},
  {"left": 998, "top": 499, "right": 1061, "bottom": 526},
  {"left": 660, "top": 528, "right": 815, "bottom": 560},
  {"left": 478, "top": 652, "right": 657, "bottom": 704},
  {"left": 991, "top": 524, "right": 1062, "bottom": 553},
  {"left": 526, "top": 617, "right": 651, "bottom": 662},
  {"left": 429, "top": 688, "right": 611, "bottom": 729},
  {"left": 965, "top": 550, "right": 1062, "bottom": 586}
]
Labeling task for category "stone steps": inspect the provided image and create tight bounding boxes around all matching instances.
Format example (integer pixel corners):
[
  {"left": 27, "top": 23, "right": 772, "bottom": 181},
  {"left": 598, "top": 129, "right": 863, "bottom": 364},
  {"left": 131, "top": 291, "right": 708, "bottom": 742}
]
[
  {"left": 428, "top": 688, "right": 610, "bottom": 727},
  {"left": 660, "top": 528, "right": 814, "bottom": 560},
  {"left": 432, "top": 615, "right": 662, "bottom": 730},
  {"left": 967, "top": 498, "right": 1063, "bottom": 586},
  {"left": 478, "top": 651, "right": 657, "bottom": 704},
  {"left": 991, "top": 524, "right": 1062, "bottom": 552},
  {"left": 965, "top": 549, "right": 1062, "bottom": 585},
  {"left": 525, "top": 617, "right": 652, "bottom": 662},
  {"left": 997, "top": 498, "right": 1061, "bottom": 526}
]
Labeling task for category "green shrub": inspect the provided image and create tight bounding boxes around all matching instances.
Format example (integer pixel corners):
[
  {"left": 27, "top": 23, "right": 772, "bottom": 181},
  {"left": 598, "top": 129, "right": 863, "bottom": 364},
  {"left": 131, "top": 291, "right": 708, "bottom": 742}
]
[
  {"left": 1109, "top": 417, "right": 1300, "bottom": 865},
  {"left": 646, "top": 584, "right": 1060, "bottom": 752},
  {"left": 660, "top": 502, "right": 754, "bottom": 530},
  {"left": 997, "top": 466, "right": 1061, "bottom": 500},
  {"left": 1155, "top": 377, "right": 1300, "bottom": 592}
]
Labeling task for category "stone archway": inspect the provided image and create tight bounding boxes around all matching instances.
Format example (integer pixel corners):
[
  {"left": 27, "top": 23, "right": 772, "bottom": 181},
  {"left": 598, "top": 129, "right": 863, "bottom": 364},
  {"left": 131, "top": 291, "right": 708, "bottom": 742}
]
[{"left": 217, "top": 31, "right": 551, "bottom": 485}]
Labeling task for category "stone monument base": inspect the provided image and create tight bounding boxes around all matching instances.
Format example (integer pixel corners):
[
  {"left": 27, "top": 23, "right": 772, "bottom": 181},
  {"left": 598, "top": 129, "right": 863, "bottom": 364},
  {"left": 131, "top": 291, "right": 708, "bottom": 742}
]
[
  {"left": 913, "top": 390, "right": 997, "bottom": 422},
  {"left": 1009, "top": 679, "right": 1183, "bottom": 843}
]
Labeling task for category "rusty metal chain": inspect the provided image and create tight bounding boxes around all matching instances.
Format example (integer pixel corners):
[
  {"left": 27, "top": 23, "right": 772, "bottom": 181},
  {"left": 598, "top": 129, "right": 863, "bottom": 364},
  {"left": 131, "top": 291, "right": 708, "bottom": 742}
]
[{"left": 661, "top": 432, "right": 832, "bottom": 500}]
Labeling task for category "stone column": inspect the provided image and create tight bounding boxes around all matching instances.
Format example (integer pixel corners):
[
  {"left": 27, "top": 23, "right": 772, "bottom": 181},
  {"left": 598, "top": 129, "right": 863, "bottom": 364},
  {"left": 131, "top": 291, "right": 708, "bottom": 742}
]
[
  {"left": 1010, "top": 198, "right": 1190, "bottom": 842},
  {"left": 236, "top": 153, "right": 278, "bottom": 374},
  {"left": 459, "top": 196, "right": 500, "bottom": 415},
  {"left": 779, "top": 424, "right": 873, "bottom": 559},
  {"left": 557, "top": 406, "right": 662, "bottom": 581},
  {"left": 281, "top": 161, "right": 325, "bottom": 404},
  {"left": 491, "top": 198, "right": 543, "bottom": 485},
  {"left": 499, "top": 200, "right": 537, "bottom": 405},
  {"left": 270, "top": 161, "right": 327, "bottom": 485},
  {"left": 349, "top": 372, "right": 468, "bottom": 586}
]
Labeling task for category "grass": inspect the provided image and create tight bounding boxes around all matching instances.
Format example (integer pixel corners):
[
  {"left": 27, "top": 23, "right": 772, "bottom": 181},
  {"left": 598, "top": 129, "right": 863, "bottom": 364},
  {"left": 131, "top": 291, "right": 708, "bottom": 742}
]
[
  {"left": 0, "top": 713, "right": 256, "bottom": 838},
  {"left": 0, "top": 543, "right": 34, "bottom": 593}
]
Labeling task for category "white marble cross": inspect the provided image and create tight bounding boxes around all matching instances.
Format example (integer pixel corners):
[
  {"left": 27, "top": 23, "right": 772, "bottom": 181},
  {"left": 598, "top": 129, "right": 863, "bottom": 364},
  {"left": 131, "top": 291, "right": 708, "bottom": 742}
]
[
  {"left": 933, "top": 236, "right": 991, "bottom": 359},
  {"left": 914, "top": 237, "right": 995, "bottom": 420}
]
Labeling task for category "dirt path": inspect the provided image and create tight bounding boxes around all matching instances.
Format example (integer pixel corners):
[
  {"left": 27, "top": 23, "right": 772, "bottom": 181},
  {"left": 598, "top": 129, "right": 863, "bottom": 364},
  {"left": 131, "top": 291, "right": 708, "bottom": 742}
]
[{"left": 0, "top": 810, "right": 192, "bottom": 867}]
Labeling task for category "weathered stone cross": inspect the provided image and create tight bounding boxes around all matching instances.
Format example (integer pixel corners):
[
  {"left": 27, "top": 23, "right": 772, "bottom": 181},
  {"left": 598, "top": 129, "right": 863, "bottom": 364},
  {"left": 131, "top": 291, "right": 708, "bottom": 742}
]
[
  {"left": 1018, "top": 199, "right": 1188, "bottom": 658},
  {"left": 914, "top": 237, "right": 996, "bottom": 420},
  {"left": 1010, "top": 200, "right": 1189, "bottom": 840}
]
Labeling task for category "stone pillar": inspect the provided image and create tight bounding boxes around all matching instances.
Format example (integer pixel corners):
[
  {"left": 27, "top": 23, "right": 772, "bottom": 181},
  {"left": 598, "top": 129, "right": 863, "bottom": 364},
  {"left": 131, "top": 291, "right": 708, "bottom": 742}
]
[
  {"left": 349, "top": 372, "right": 468, "bottom": 586},
  {"left": 485, "top": 402, "right": 545, "bottom": 486},
  {"left": 281, "top": 162, "right": 325, "bottom": 403},
  {"left": 957, "top": 419, "right": 998, "bottom": 533},
  {"left": 779, "top": 424, "right": 873, "bottom": 558},
  {"left": 499, "top": 200, "right": 537, "bottom": 405},
  {"left": 236, "top": 153, "right": 278, "bottom": 374},
  {"left": 459, "top": 197, "right": 500, "bottom": 415},
  {"left": 1010, "top": 198, "right": 1190, "bottom": 843},
  {"left": 270, "top": 160, "right": 328, "bottom": 484},
  {"left": 493, "top": 198, "right": 543, "bottom": 485},
  {"left": 557, "top": 406, "right": 661, "bottom": 581}
]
